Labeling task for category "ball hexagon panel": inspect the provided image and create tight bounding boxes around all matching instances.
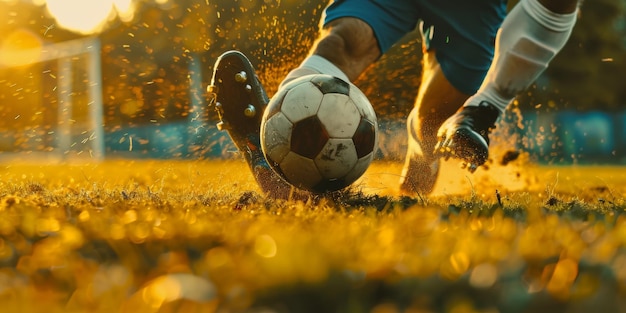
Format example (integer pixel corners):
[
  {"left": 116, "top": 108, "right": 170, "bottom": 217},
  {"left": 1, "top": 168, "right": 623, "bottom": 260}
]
[
  {"left": 261, "top": 111, "right": 293, "bottom": 164},
  {"left": 309, "top": 74, "right": 350, "bottom": 96},
  {"left": 314, "top": 138, "right": 357, "bottom": 179},
  {"left": 264, "top": 88, "right": 288, "bottom": 120},
  {"left": 349, "top": 86, "right": 377, "bottom": 123},
  {"left": 280, "top": 152, "right": 323, "bottom": 189},
  {"left": 352, "top": 118, "right": 377, "bottom": 158},
  {"left": 290, "top": 115, "right": 329, "bottom": 159},
  {"left": 280, "top": 82, "right": 324, "bottom": 123},
  {"left": 317, "top": 94, "right": 360, "bottom": 138}
]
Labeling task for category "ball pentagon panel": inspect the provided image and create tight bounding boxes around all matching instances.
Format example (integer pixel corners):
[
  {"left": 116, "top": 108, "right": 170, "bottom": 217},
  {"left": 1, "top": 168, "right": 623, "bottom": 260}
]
[
  {"left": 261, "top": 111, "right": 293, "bottom": 164},
  {"left": 280, "top": 82, "right": 324, "bottom": 123},
  {"left": 280, "top": 152, "right": 323, "bottom": 190}
]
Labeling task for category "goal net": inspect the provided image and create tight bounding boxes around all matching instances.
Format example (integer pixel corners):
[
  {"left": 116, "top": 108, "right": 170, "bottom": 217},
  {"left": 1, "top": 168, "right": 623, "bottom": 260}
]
[{"left": 0, "top": 36, "right": 104, "bottom": 161}]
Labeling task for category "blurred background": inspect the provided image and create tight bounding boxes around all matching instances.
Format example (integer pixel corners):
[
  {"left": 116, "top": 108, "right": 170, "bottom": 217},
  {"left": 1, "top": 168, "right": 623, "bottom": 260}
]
[{"left": 0, "top": 0, "right": 625, "bottom": 164}]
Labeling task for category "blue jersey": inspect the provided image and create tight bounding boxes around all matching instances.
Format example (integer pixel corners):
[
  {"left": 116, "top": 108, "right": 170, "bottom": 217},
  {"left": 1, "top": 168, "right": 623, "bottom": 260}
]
[{"left": 323, "top": 0, "right": 508, "bottom": 95}]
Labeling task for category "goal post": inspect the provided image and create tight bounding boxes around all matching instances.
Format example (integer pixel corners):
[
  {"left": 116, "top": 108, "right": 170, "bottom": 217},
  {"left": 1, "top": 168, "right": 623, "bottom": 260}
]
[{"left": 0, "top": 36, "right": 105, "bottom": 161}]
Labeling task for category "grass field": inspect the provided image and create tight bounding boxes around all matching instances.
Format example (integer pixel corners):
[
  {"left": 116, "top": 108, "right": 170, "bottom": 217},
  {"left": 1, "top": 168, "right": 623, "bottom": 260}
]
[{"left": 0, "top": 158, "right": 625, "bottom": 313}]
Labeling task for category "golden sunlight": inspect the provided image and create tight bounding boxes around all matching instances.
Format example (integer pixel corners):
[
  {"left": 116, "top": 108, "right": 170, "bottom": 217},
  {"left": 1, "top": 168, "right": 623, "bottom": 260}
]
[
  {"left": 0, "top": 28, "right": 42, "bottom": 67},
  {"left": 44, "top": 0, "right": 135, "bottom": 34}
]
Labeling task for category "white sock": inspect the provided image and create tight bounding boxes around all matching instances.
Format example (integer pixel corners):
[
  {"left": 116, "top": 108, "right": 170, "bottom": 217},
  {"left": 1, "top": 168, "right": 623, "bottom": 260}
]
[
  {"left": 279, "top": 55, "right": 349, "bottom": 89},
  {"left": 464, "top": 0, "right": 578, "bottom": 114}
]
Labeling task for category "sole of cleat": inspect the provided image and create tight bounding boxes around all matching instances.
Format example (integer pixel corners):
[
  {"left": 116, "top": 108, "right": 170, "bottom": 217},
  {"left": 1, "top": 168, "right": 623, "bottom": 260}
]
[{"left": 208, "top": 50, "right": 269, "bottom": 143}]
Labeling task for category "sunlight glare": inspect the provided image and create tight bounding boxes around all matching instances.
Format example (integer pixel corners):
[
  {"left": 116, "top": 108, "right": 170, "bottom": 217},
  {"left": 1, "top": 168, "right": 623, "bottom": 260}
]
[
  {"left": 113, "top": 0, "right": 134, "bottom": 22},
  {"left": 45, "top": 0, "right": 112, "bottom": 34},
  {"left": 44, "top": 0, "right": 136, "bottom": 34}
]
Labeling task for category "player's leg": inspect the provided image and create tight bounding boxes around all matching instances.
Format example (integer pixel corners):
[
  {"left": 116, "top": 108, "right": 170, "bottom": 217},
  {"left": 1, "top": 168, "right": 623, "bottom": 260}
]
[
  {"left": 400, "top": 0, "right": 508, "bottom": 194},
  {"left": 280, "top": 0, "right": 422, "bottom": 87},
  {"left": 399, "top": 50, "right": 469, "bottom": 195},
  {"left": 275, "top": 0, "right": 424, "bottom": 194},
  {"left": 279, "top": 17, "right": 379, "bottom": 88},
  {"left": 435, "top": 0, "right": 580, "bottom": 171}
]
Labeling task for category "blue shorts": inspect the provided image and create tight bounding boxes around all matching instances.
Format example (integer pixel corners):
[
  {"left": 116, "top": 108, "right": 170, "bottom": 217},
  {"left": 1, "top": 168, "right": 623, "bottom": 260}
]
[{"left": 323, "top": 0, "right": 507, "bottom": 95}]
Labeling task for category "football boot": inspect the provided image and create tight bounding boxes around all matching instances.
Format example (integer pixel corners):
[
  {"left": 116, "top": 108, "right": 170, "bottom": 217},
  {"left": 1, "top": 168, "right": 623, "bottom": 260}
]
[
  {"left": 207, "top": 50, "right": 293, "bottom": 199},
  {"left": 434, "top": 101, "right": 500, "bottom": 172}
]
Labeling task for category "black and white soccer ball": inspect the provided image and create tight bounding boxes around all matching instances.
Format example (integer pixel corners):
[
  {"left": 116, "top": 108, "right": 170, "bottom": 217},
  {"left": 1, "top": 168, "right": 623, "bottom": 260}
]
[{"left": 260, "top": 74, "right": 378, "bottom": 193}]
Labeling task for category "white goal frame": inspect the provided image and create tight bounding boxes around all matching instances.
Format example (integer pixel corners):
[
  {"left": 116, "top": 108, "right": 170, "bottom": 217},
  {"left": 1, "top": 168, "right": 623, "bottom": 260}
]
[{"left": 0, "top": 37, "right": 105, "bottom": 161}]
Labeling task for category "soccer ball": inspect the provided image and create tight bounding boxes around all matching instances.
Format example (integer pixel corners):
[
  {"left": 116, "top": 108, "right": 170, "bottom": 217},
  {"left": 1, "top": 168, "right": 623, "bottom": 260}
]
[{"left": 260, "top": 74, "right": 378, "bottom": 193}]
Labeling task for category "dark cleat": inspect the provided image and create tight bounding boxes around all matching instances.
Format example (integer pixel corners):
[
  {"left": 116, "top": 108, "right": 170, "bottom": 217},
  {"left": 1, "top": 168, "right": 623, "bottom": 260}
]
[
  {"left": 208, "top": 50, "right": 268, "bottom": 147},
  {"left": 207, "top": 50, "right": 296, "bottom": 199},
  {"left": 434, "top": 102, "right": 500, "bottom": 172}
]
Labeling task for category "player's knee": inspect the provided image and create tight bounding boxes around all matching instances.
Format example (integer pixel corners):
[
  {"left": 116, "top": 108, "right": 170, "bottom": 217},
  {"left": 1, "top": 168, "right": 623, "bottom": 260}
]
[
  {"left": 315, "top": 32, "right": 349, "bottom": 61},
  {"left": 314, "top": 18, "right": 380, "bottom": 73}
]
